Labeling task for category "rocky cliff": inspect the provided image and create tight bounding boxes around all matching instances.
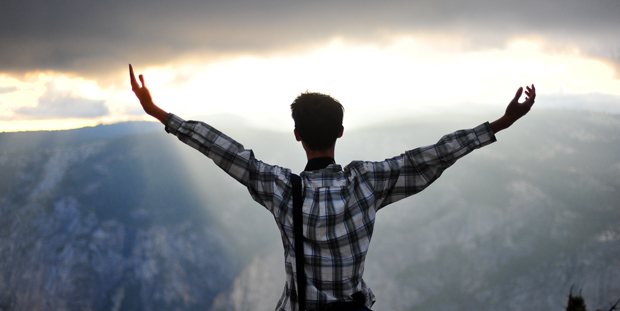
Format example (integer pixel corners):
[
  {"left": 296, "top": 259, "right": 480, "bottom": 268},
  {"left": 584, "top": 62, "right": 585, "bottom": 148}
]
[
  {"left": 0, "top": 124, "right": 237, "bottom": 311},
  {"left": 1, "top": 110, "right": 619, "bottom": 311}
]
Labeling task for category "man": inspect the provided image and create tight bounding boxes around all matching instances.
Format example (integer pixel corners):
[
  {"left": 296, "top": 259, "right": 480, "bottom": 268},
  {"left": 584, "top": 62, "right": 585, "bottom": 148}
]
[{"left": 129, "top": 64, "right": 535, "bottom": 311}]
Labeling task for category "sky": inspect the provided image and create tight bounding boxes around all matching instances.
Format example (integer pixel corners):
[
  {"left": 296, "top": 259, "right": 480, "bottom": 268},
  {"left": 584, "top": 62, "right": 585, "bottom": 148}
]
[{"left": 1, "top": 0, "right": 619, "bottom": 132}]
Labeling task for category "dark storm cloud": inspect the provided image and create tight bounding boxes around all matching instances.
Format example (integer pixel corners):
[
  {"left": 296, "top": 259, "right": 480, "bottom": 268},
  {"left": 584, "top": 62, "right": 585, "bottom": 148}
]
[
  {"left": 1, "top": 0, "right": 619, "bottom": 80},
  {"left": 12, "top": 81, "right": 108, "bottom": 119}
]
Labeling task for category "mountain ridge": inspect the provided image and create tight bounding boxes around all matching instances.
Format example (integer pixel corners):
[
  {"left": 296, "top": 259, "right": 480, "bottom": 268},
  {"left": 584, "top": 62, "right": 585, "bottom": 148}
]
[{"left": 1, "top": 109, "right": 618, "bottom": 310}]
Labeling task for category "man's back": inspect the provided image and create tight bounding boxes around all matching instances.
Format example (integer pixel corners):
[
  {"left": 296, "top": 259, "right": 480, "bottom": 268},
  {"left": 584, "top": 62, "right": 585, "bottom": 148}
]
[
  {"left": 130, "top": 64, "right": 535, "bottom": 310},
  {"left": 164, "top": 113, "right": 495, "bottom": 310}
]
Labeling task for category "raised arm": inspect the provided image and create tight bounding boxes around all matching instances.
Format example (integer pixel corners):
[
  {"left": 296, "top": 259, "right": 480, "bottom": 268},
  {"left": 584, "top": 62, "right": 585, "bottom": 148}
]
[
  {"left": 490, "top": 84, "right": 536, "bottom": 133},
  {"left": 129, "top": 64, "right": 168, "bottom": 123}
]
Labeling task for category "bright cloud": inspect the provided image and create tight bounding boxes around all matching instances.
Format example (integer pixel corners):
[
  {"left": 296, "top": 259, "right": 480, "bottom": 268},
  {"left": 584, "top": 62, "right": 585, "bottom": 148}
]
[
  {"left": 1, "top": 38, "right": 620, "bottom": 132},
  {"left": 123, "top": 38, "right": 620, "bottom": 130}
]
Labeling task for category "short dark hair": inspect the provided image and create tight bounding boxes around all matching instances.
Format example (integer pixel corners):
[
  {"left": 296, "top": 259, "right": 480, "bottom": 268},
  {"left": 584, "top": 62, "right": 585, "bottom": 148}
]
[{"left": 291, "top": 92, "right": 344, "bottom": 151}]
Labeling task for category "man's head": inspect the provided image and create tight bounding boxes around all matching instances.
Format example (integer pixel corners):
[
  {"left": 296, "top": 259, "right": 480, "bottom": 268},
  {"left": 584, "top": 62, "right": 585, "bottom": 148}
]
[{"left": 291, "top": 92, "right": 344, "bottom": 151}]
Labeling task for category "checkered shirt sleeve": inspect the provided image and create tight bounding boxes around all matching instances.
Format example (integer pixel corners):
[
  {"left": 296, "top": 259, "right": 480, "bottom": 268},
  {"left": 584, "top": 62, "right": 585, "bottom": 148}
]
[
  {"left": 368, "top": 122, "right": 497, "bottom": 209},
  {"left": 165, "top": 113, "right": 291, "bottom": 211}
]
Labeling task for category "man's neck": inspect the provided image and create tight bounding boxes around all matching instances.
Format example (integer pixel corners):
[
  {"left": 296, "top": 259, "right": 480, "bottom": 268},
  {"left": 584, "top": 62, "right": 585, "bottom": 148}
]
[
  {"left": 304, "top": 157, "right": 335, "bottom": 171},
  {"left": 305, "top": 149, "right": 335, "bottom": 160},
  {"left": 302, "top": 141, "right": 335, "bottom": 161}
]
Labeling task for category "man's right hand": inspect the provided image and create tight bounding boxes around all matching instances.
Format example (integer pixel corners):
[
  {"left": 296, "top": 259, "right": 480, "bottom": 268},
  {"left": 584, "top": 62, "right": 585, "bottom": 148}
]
[{"left": 130, "top": 64, "right": 168, "bottom": 124}]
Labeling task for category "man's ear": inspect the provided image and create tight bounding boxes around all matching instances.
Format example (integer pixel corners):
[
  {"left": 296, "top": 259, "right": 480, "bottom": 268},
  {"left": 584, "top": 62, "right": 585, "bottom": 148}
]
[
  {"left": 294, "top": 129, "right": 302, "bottom": 142},
  {"left": 338, "top": 126, "right": 344, "bottom": 138}
]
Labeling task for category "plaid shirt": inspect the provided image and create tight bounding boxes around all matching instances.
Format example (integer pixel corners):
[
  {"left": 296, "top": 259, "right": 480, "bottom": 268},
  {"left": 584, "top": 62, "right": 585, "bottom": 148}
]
[{"left": 164, "top": 113, "right": 496, "bottom": 311}]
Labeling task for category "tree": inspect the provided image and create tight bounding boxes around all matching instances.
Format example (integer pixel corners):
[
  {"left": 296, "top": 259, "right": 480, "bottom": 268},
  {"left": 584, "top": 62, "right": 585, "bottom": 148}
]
[{"left": 567, "top": 287, "right": 619, "bottom": 311}]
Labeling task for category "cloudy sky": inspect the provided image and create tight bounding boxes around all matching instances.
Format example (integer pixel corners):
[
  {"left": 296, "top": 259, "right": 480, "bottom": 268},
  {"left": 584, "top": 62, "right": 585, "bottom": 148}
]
[{"left": 1, "top": 0, "right": 619, "bottom": 132}]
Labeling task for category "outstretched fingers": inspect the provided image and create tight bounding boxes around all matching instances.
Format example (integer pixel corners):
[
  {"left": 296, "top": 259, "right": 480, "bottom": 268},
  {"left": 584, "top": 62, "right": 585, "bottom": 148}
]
[
  {"left": 129, "top": 64, "right": 154, "bottom": 107},
  {"left": 524, "top": 84, "right": 536, "bottom": 107},
  {"left": 510, "top": 87, "right": 525, "bottom": 107},
  {"left": 491, "top": 84, "right": 536, "bottom": 133},
  {"left": 128, "top": 64, "right": 167, "bottom": 123},
  {"left": 129, "top": 64, "right": 139, "bottom": 90},
  {"left": 513, "top": 86, "right": 524, "bottom": 102},
  {"left": 129, "top": 64, "right": 148, "bottom": 92},
  {"left": 513, "top": 84, "right": 536, "bottom": 106}
]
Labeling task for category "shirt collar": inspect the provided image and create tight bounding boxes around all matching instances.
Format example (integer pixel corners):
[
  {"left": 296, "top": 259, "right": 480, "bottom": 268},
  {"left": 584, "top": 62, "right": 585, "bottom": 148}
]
[{"left": 304, "top": 157, "right": 336, "bottom": 171}]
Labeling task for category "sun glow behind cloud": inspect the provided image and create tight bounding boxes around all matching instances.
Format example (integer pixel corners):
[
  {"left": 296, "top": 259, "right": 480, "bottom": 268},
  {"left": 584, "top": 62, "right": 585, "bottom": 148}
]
[{"left": 1, "top": 37, "right": 619, "bottom": 132}]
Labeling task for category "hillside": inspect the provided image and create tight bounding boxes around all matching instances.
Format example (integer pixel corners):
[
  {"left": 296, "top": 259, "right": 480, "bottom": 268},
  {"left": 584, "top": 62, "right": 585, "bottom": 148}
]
[{"left": 1, "top": 110, "right": 619, "bottom": 310}]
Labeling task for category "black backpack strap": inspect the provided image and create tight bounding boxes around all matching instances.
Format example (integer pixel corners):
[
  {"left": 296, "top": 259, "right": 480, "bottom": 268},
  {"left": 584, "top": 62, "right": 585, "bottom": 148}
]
[{"left": 291, "top": 173, "right": 307, "bottom": 310}]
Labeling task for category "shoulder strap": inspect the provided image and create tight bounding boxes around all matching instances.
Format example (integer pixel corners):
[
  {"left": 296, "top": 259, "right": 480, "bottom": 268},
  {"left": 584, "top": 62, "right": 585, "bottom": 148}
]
[{"left": 291, "top": 173, "right": 307, "bottom": 310}]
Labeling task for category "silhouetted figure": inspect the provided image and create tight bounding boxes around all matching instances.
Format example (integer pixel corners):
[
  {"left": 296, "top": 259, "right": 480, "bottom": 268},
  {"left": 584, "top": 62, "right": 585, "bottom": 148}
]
[{"left": 130, "top": 64, "right": 535, "bottom": 311}]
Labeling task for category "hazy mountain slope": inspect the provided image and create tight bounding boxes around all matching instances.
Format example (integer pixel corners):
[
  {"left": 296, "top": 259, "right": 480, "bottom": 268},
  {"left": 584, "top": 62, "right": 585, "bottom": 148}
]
[
  {"left": 1, "top": 110, "right": 619, "bottom": 311},
  {"left": 349, "top": 110, "right": 620, "bottom": 311},
  {"left": 197, "top": 110, "right": 620, "bottom": 311},
  {"left": 0, "top": 126, "right": 237, "bottom": 311}
]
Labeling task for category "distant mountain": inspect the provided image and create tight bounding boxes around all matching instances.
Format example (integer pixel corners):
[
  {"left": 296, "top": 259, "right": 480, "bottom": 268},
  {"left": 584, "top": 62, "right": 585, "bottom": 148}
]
[
  {"left": 0, "top": 121, "right": 161, "bottom": 153},
  {"left": 1, "top": 110, "right": 619, "bottom": 311},
  {"left": 0, "top": 124, "right": 236, "bottom": 311}
]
